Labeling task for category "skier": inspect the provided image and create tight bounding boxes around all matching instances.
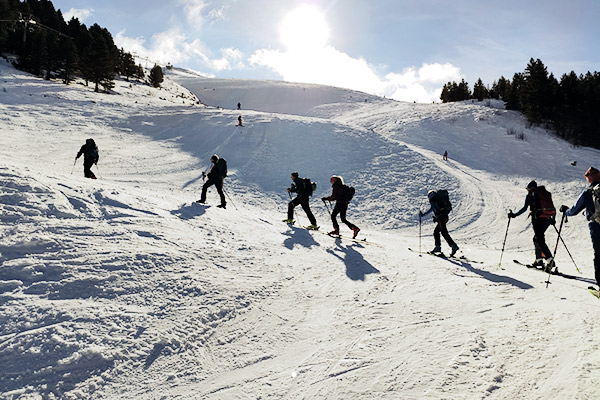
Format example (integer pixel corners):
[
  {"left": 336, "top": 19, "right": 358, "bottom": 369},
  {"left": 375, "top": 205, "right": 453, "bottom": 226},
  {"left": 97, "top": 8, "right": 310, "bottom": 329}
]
[
  {"left": 508, "top": 180, "right": 555, "bottom": 271},
  {"left": 420, "top": 190, "right": 459, "bottom": 256},
  {"left": 560, "top": 167, "right": 600, "bottom": 290},
  {"left": 75, "top": 138, "right": 99, "bottom": 179},
  {"left": 443, "top": 150, "right": 448, "bottom": 161},
  {"left": 237, "top": 116, "right": 243, "bottom": 126},
  {"left": 237, "top": 102, "right": 241, "bottom": 110},
  {"left": 197, "top": 154, "right": 227, "bottom": 208},
  {"left": 283, "top": 172, "right": 318, "bottom": 230},
  {"left": 321, "top": 175, "right": 360, "bottom": 238}
]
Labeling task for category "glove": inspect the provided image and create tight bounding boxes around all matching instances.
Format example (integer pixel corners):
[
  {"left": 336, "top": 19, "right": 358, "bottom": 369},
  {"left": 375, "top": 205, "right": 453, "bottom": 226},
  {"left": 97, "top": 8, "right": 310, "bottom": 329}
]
[
  {"left": 321, "top": 197, "right": 327, "bottom": 201},
  {"left": 286, "top": 188, "right": 291, "bottom": 192},
  {"left": 560, "top": 205, "right": 568, "bottom": 213},
  {"left": 418, "top": 210, "right": 424, "bottom": 217},
  {"left": 508, "top": 212, "right": 515, "bottom": 219},
  {"left": 432, "top": 216, "right": 438, "bottom": 223},
  {"left": 550, "top": 217, "right": 556, "bottom": 225}
]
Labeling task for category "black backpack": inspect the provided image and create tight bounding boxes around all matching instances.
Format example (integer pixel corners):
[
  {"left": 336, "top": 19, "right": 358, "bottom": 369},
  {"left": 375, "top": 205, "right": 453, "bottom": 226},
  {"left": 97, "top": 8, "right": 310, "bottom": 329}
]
[
  {"left": 433, "top": 189, "right": 452, "bottom": 214},
  {"left": 302, "top": 178, "right": 316, "bottom": 196},
  {"left": 217, "top": 158, "right": 227, "bottom": 178},
  {"left": 342, "top": 184, "right": 355, "bottom": 202},
  {"left": 86, "top": 139, "right": 99, "bottom": 163}
]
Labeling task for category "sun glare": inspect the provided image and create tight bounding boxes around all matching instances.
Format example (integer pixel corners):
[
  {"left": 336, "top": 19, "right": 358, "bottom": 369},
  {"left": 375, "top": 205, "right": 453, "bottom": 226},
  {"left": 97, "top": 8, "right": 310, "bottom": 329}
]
[{"left": 280, "top": 5, "right": 329, "bottom": 51}]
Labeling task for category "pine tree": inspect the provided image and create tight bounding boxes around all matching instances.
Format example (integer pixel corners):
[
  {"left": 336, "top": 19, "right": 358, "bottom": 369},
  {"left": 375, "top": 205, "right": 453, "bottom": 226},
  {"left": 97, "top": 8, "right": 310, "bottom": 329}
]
[
  {"left": 149, "top": 64, "right": 164, "bottom": 88},
  {"left": 81, "top": 24, "right": 117, "bottom": 92},
  {"left": 472, "top": 78, "right": 489, "bottom": 101}
]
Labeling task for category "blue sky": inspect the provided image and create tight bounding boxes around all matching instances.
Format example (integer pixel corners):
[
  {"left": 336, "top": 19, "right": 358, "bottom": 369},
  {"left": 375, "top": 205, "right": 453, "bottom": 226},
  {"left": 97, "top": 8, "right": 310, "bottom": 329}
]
[{"left": 51, "top": 0, "right": 600, "bottom": 102}]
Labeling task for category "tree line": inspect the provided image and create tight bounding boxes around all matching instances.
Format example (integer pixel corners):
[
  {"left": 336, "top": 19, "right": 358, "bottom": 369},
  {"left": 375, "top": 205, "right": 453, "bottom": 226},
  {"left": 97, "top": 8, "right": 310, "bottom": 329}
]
[
  {"left": 440, "top": 58, "right": 600, "bottom": 149},
  {"left": 0, "top": 0, "right": 164, "bottom": 91}
]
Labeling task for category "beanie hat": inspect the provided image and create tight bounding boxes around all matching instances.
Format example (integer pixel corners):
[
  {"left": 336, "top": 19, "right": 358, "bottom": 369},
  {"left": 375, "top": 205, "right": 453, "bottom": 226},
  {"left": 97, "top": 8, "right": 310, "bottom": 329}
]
[
  {"left": 291, "top": 172, "right": 299, "bottom": 178},
  {"left": 526, "top": 180, "right": 537, "bottom": 189},
  {"left": 211, "top": 154, "right": 219, "bottom": 162}
]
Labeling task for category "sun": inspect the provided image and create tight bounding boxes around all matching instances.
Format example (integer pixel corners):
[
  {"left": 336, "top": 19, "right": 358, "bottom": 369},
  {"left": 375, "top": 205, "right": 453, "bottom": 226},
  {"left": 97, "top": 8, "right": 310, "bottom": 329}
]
[{"left": 280, "top": 5, "right": 330, "bottom": 51}]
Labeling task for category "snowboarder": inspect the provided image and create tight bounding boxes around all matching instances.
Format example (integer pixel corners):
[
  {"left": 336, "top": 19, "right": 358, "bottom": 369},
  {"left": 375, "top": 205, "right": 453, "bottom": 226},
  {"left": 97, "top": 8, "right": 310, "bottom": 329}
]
[
  {"left": 322, "top": 175, "right": 360, "bottom": 238},
  {"left": 560, "top": 167, "right": 600, "bottom": 290},
  {"left": 197, "top": 154, "right": 227, "bottom": 208},
  {"left": 75, "top": 138, "right": 99, "bottom": 179},
  {"left": 237, "top": 116, "right": 243, "bottom": 126},
  {"left": 283, "top": 172, "right": 318, "bottom": 230},
  {"left": 508, "top": 180, "right": 556, "bottom": 271},
  {"left": 443, "top": 150, "right": 448, "bottom": 161},
  {"left": 420, "top": 189, "right": 459, "bottom": 256}
]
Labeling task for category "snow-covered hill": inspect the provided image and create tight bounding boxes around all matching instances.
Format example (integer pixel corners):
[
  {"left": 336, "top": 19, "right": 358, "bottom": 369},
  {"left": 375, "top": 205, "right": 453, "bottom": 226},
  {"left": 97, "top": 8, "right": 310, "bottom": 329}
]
[{"left": 1, "top": 58, "right": 599, "bottom": 399}]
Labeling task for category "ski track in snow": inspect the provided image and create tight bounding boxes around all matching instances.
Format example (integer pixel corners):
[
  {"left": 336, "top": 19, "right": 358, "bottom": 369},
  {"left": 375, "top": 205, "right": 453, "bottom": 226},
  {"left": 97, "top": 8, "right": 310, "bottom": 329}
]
[{"left": 1, "top": 60, "right": 599, "bottom": 399}]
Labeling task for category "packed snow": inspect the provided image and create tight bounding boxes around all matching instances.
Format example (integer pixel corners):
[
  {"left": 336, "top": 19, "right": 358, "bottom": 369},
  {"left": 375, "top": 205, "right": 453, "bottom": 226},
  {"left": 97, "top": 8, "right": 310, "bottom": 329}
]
[{"left": 1, "top": 58, "right": 599, "bottom": 399}]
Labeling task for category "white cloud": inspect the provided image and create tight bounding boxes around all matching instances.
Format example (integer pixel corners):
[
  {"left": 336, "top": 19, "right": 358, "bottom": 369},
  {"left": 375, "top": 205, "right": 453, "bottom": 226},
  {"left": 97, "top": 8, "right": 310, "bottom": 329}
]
[
  {"left": 115, "top": 29, "right": 245, "bottom": 72},
  {"left": 180, "top": 0, "right": 208, "bottom": 26},
  {"left": 62, "top": 8, "right": 93, "bottom": 23},
  {"left": 249, "top": 46, "right": 463, "bottom": 103}
]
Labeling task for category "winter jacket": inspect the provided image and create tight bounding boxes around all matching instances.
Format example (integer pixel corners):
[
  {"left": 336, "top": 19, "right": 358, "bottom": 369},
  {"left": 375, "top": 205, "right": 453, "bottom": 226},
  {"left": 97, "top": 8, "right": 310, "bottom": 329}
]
[
  {"left": 76, "top": 141, "right": 99, "bottom": 164},
  {"left": 564, "top": 182, "right": 599, "bottom": 221},
  {"left": 323, "top": 180, "right": 346, "bottom": 204},
  {"left": 514, "top": 188, "right": 553, "bottom": 220},
  {"left": 422, "top": 197, "right": 446, "bottom": 218},
  {"left": 290, "top": 177, "right": 310, "bottom": 198}
]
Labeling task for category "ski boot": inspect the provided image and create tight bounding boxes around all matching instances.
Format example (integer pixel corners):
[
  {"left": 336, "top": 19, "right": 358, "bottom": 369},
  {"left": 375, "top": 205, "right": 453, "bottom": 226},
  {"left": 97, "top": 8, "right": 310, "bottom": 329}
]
[
  {"left": 328, "top": 229, "right": 340, "bottom": 236},
  {"left": 282, "top": 219, "right": 295, "bottom": 224},
  {"left": 450, "top": 243, "right": 459, "bottom": 257},
  {"left": 306, "top": 225, "right": 319, "bottom": 230},
  {"left": 352, "top": 227, "right": 360, "bottom": 239},
  {"left": 531, "top": 258, "right": 544, "bottom": 268},
  {"left": 430, "top": 245, "right": 442, "bottom": 254}
]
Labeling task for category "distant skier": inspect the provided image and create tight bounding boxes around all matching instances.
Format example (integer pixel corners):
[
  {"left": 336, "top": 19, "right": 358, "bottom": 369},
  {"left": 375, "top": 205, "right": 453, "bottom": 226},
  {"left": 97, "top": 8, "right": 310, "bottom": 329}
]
[
  {"left": 443, "top": 150, "right": 448, "bottom": 161},
  {"left": 283, "top": 172, "right": 318, "bottom": 230},
  {"left": 197, "top": 154, "right": 227, "bottom": 208},
  {"left": 508, "top": 180, "right": 556, "bottom": 271},
  {"left": 237, "top": 102, "right": 241, "bottom": 110},
  {"left": 237, "top": 116, "right": 243, "bottom": 126},
  {"left": 322, "top": 175, "right": 360, "bottom": 238},
  {"left": 560, "top": 167, "right": 600, "bottom": 290},
  {"left": 75, "top": 138, "right": 99, "bottom": 179},
  {"left": 420, "top": 189, "right": 459, "bottom": 256}
]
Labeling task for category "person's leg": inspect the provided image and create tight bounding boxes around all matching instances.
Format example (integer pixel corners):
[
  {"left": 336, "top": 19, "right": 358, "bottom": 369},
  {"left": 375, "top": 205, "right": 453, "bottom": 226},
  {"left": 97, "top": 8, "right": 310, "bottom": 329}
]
[
  {"left": 199, "top": 180, "right": 214, "bottom": 203},
  {"left": 438, "top": 215, "right": 456, "bottom": 247},
  {"left": 532, "top": 219, "right": 552, "bottom": 259},
  {"left": 589, "top": 222, "right": 600, "bottom": 287},
  {"left": 215, "top": 179, "right": 226, "bottom": 206},
  {"left": 330, "top": 203, "right": 341, "bottom": 232},
  {"left": 300, "top": 199, "right": 317, "bottom": 226}
]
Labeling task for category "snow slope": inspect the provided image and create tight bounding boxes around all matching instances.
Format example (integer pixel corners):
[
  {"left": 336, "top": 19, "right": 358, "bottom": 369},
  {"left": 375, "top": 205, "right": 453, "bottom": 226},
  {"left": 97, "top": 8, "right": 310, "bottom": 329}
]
[{"left": 1, "top": 58, "right": 599, "bottom": 399}]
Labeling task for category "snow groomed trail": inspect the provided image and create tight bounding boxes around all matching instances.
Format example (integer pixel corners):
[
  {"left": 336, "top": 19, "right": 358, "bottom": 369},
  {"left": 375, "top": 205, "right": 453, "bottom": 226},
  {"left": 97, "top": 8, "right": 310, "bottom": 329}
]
[{"left": 1, "top": 61, "right": 599, "bottom": 399}]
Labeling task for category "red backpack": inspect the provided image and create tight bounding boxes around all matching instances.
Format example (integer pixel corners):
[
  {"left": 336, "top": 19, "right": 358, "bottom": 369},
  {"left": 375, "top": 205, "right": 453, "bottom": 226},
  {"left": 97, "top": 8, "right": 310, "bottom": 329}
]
[{"left": 533, "top": 186, "right": 556, "bottom": 219}]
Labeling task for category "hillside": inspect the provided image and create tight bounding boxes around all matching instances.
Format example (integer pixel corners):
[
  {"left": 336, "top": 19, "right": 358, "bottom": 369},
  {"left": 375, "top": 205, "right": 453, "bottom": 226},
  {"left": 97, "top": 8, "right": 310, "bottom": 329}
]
[{"left": 1, "top": 59, "right": 599, "bottom": 399}]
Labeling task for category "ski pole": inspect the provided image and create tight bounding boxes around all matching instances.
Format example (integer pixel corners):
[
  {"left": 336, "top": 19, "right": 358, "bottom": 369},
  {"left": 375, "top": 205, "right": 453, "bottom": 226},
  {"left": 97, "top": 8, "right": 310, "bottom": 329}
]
[
  {"left": 71, "top": 158, "right": 77, "bottom": 174},
  {"left": 498, "top": 210, "right": 512, "bottom": 269},
  {"left": 552, "top": 218, "right": 580, "bottom": 273},
  {"left": 419, "top": 212, "right": 422, "bottom": 254},
  {"left": 95, "top": 163, "right": 102, "bottom": 179},
  {"left": 222, "top": 187, "right": 238, "bottom": 211},
  {"left": 545, "top": 213, "right": 566, "bottom": 287}
]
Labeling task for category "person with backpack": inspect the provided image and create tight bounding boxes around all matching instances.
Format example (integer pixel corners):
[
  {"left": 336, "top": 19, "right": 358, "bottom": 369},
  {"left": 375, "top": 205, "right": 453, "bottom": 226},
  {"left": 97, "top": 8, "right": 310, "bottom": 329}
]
[
  {"left": 560, "top": 167, "right": 600, "bottom": 290},
  {"left": 508, "top": 180, "right": 556, "bottom": 270},
  {"left": 283, "top": 172, "right": 318, "bottom": 230},
  {"left": 322, "top": 175, "right": 360, "bottom": 238},
  {"left": 197, "top": 154, "right": 227, "bottom": 208},
  {"left": 420, "top": 189, "right": 459, "bottom": 256},
  {"left": 75, "top": 138, "right": 99, "bottom": 179}
]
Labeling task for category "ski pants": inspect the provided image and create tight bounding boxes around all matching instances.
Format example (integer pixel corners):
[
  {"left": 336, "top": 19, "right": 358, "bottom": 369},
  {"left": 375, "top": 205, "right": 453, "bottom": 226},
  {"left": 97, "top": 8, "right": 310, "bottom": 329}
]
[
  {"left": 331, "top": 202, "right": 358, "bottom": 232},
  {"left": 83, "top": 160, "right": 96, "bottom": 179},
  {"left": 288, "top": 196, "right": 317, "bottom": 226},
  {"left": 532, "top": 217, "right": 553, "bottom": 259},
  {"left": 434, "top": 214, "right": 456, "bottom": 247},
  {"left": 588, "top": 221, "right": 600, "bottom": 287},
  {"left": 200, "top": 177, "right": 226, "bottom": 206}
]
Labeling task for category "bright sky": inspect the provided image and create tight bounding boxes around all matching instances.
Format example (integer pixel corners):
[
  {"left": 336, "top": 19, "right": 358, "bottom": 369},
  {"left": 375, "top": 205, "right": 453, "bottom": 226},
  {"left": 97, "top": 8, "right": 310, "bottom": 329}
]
[{"left": 51, "top": 0, "right": 600, "bottom": 103}]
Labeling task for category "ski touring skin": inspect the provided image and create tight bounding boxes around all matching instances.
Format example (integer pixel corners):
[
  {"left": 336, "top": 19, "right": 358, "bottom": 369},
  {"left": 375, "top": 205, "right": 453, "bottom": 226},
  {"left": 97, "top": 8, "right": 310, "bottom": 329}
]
[{"left": 407, "top": 248, "right": 481, "bottom": 263}]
